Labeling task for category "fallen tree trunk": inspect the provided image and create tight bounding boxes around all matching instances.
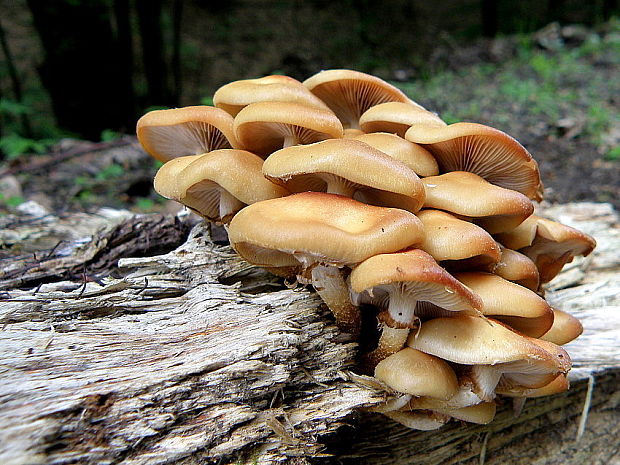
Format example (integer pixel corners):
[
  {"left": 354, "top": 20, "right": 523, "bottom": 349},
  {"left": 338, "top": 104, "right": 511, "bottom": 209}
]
[{"left": 1, "top": 202, "right": 619, "bottom": 464}]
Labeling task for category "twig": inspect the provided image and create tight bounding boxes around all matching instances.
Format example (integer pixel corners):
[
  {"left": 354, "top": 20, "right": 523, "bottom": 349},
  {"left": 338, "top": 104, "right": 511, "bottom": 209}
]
[{"left": 576, "top": 374, "right": 595, "bottom": 441}]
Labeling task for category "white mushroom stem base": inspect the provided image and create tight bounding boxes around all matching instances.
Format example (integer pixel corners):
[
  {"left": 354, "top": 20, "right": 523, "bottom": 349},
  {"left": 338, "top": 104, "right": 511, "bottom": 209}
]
[
  {"left": 363, "top": 325, "right": 410, "bottom": 370},
  {"left": 218, "top": 190, "right": 246, "bottom": 224},
  {"left": 311, "top": 264, "right": 361, "bottom": 335}
]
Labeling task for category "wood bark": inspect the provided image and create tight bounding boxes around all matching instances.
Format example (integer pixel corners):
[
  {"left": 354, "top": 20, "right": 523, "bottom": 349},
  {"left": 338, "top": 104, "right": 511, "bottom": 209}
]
[{"left": 1, "top": 202, "right": 619, "bottom": 464}]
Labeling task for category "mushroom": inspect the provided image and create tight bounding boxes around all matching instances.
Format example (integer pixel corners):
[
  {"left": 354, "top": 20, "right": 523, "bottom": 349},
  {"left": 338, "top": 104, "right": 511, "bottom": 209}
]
[
  {"left": 496, "top": 373, "right": 569, "bottom": 398},
  {"left": 154, "top": 149, "right": 289, "bottom": 224},
  {"left": 421, "top": 171, "right": 534, "bottom": 234},
  {"left": 492, "top": 245, "right": 540, "bottom": 291},
  {"left": 453, "top": 272, "right": 554, "bottom": 337},
  {"left": 495, "top": 215, "right": 596, "bottom": 284},
  {"left": 227, "top": 192, "right": 425, "bottom": 334},
  {"left": 262, "top": 138, "right": 425, "bottom": 213},
  {"left": 359, "top": 102, "right": 446, "bottom": 137},
  {"left": 407, "top": 315, "right": 570, "bottom": 402},
  {"left": 350, "top": 249, "right": 483, "bottom": 364},
  {"left": 405, "top": 122, "right": 543, "bottom": 201},
  {"left": 539, "top": 308, "right": 583, "bottom": 345},
  {"left": 416, "top": 209, "right": 501, "bottom": 272},
  {"left": 233, "top": 101, "right": 343, "bottom": 157},
  {"left": 136, "top": 106, "right": 238, "bottom": 162},
  {"left": 303, "top": 69, "right": 416, "bottom": 129},
  {"left": 213, "top": 75, "right": 331, "bottom": 117},
  {"left": 349, "top": 132, "right": 439, "bottom": 177},
  {"left": 403, "top": 400, "right": 497, "bottom": 425}
]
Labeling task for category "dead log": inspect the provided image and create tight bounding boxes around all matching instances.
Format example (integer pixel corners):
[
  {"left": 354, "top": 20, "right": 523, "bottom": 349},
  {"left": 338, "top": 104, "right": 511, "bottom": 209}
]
[{"left": 1, "top": 202, "right": 619, "bottom": 464}]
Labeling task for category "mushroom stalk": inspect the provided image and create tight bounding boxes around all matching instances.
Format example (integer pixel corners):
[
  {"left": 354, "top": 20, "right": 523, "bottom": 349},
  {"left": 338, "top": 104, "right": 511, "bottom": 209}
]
[
  {"left": 363, "top": 324, "right": 411, "bottom": 370},
  {"left": 218, "top": 190, "right": 246, "bottom": 224},
  {"left": 283, "top": 134, "right": 297, "bottom": 148},
  {"left": 325, "top": 178, "right": 357, "bottom": 197},
  {"left": 311, "top": 264, "right": 361, "bottom": 336}
]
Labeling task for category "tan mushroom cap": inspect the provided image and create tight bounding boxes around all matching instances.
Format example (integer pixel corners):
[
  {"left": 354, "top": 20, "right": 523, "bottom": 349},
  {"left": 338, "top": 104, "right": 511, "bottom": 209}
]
[
  {"left": 540, "top": 308, "right": 583, "bottom": 345},
  {"left": 405, "top": 122, "right": 543, "bottom": 201},
  {"left": 213, "top": 75, "right": 331, "bottom": 117},
  {"left": 416, "top": 209, "right": 501, "bottom": 271},
  {"left": 234, "top": 101, "right": 343, "bottom": 157},
  {"left": 155, "top": 149, "right": 289, "bottom": 224},
  {"left": 303, "top": 69, "right": 415, "bottom": 129},
  {"left": 453, "top": 272, "right": 553, "bottom": 337},
  {"left": 350, "top": 132, "right": 439, "bottom": 177},
  {"left": 496, "top": 215, "right": 596, "bottom": 283},
  {"left": 350, "top": 249, "right": 483, "bottom": 328},
  {"left": 405, "top": 400, "right": 497, "bottom": 425},
  {"left": 359, "top": 102, "right": 447, "bottom": 137},
  {"left": 422, "top": 171, "right": 534, "bottom": 234},
  {"left": 262, "top": 139, "right": 425, "bottom": 213},
  {"left": 492, "top": 245, "right": 540, "bottom": 291},
  {"left": 228, "top": 192, "right": 425, "bottom": 269},
  {"left": 136, "top": 106, "right": 238, "bottom": 162},
  {"left": 153, "top": 154, "right": 204, "bottom": 200},
  {"left": 375, "top": 347, "right": 458, "bottom": 400},
  {"left": 383, "top": 411, "right": 449, "bottom": 430},
  {"left": 407, "top": 315, "right": 554, "bottom": 366}
]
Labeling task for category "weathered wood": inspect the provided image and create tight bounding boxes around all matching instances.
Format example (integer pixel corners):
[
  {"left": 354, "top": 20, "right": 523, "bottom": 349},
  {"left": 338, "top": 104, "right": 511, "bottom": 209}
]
[{"left": 0, "top": 202, "right": 618, "bottom": 464}]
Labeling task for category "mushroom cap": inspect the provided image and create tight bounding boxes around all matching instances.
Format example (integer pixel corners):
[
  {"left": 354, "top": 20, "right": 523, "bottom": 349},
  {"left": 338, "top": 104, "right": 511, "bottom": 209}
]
[
  {"left": 350, "top": 132, "right": 439, "bottom": 177},
  {"left": 136, "top": 106, "right": 238, "bottom": 162},
  {"left": 153, "top": 154, "right": 204, "bottom": 200},
  {"left": 303, "top": 69, "right": 414, "bottom": 129},
  {"left": 407, "top": 315, "right": 554, "bottom": 365},
  {"left": 404, "top": 122, "right": 543, "bottom": 201},
  {"left": 496, "top": 215, "right": 596, "bottom": 283},
  {"left": 422, "top": 171, "right": 534, "bottom": 234},
  {"left": 424, "top": 402, "right": 497, "bottom": 425},
  {"left": 350, "top": 249, "right": 483, "bottom": 325},
  {"left": 359, "top": 102, "right": 446, "bottom": 137},
  {"left": 453, "top": 272, "right": 553, "bottom": 337},
  {"left": 383, "top": 411, "right": 449, "bottom": 430},
  {"left": 213, "top": 75, "right": 331, "bottom": 117},
  {"left": 374, "top": 347, "right": 458, "bottom": 400},
  {"left": 262, "top": 139, "right": 426, "bottom": 213},
  {"left": 540, "top": 308, "right": 583, "bottom": 345},
  {"left": 496, "top": 373, "right": 569, "bottom": 398},
  {"left": 233, "top": 101, "right": 343, "bottom": 157},
  {"left": 416, "top": 209, "right": 501, "bottom": 271},
  {"left": 227, "top": 192, "right": 425, "bottom": 269},
  {"left": 492, "top": 245, "right": 540, "bottom": 291}
]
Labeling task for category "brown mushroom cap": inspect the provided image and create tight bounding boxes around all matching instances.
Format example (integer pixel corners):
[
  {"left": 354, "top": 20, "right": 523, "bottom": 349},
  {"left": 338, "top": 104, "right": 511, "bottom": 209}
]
[
  {"left": 154, "top": 149, "right": 289, "bottom": 223},
  {"left": 350, "top": 249, "right": 483, "bottom": 328},
  {"left": 453, "top": 272, "right": 554, "bottom": 337},
  {"left": 303, "top": 69, "right": 414, "bottom": 129},
  {"left": 375, "top": 347, "right": 459, "bottom": 400},
  {"left": 136, "top": 106, "right": 238, "bottom": 162},
  {"left": 153, "top": 154, "right": 204, "bottom": 200},
  {"left": 416, "top": 209, "right": 501, "bottom": 271},
  {"left": 540, "top": 308, "right": 583, "bottom": 345},
  {"left": 262, "top": 139, "right": 425, "bottom": 213},
  {"left": 405, "top": 401, "right": 497, "bottom": 425},
  {"left": 422, "top": 171, "right": 534, "bottom": 234},
  {"left": 497, "top": 373, "right": 569, "bottom": 398},
  {"left": 492, "top": 245, "right": 540, "bottom": 291},
  {"left": 405, "top": 122, "right": 543, "bottom": 201},
  {"left": 350, "top": 132, "right": 439, "bottom": 177},
  {"left": 496, "top": 215, "right": 596, "bottom": 283},
  {"left": 359, "top": 102, "right": 446, "bottom": 137},
  {"left": 228, "top": 192, "right": 425, "bottom": 268},
  {"left": 233, "top": 101, "right": 343, "bottom": 157},
  {"left": 213, "top": 75, "right": 331, "bottom": 117}
]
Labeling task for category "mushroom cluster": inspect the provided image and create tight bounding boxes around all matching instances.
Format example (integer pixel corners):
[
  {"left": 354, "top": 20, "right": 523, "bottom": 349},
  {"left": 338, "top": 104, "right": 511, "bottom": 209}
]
[{"left": 137, "top": 69, "right": 596, "bottom": 431}]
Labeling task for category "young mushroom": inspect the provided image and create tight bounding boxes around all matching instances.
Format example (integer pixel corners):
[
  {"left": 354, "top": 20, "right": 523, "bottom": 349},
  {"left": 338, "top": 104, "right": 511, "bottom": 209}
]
[
  {"left": 539, "top": 308, "right": 583, "bottom": 345},
  {"left": 227, "top": 192, "right": 426, "bottom": 335},
  {"left": 405, "top": 122, "right": 544, "bottom": 201},
  {"left": 154, "top": 149, "right": 289, "bottom": 224},
  {"left": 492, "top": 245, "right": 540, "bottom": 291},
  {"left": 359, "top": 101, "right": 446, "bottom": 137},
  {"left": 137, "top": 106, "right": 238, "bottom": 162},
  {"left": 303, "top": 69, "right": 417, "bottom": 129},
  {"left": 233, "top": 101, "right": 343, "bottom": 158},
  {"left": 262, "top": 138, "right": 425, "bottom": 213}
]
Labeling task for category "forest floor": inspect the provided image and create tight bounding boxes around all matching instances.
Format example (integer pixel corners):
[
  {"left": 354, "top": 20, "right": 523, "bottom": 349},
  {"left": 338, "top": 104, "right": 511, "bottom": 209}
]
[{"left": 0, "top": 20, "right": 618, "bottom": 217}]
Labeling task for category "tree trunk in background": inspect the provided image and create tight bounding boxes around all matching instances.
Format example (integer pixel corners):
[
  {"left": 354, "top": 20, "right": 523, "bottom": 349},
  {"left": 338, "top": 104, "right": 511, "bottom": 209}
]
[
  {"left": 113, "top": 0, "right": 136, "bottom": 132},
  {"left": 171, "top": 0, "right": 184, "bottom": 104},
  {"left": 481, "top": 0, "right": 498, "bottom": 37},
  {"left": 136, "top": 0, "right": 174, "bottom": 108},
  {"left": 26, "top": 0, "right": 134, "bottom": 140}
]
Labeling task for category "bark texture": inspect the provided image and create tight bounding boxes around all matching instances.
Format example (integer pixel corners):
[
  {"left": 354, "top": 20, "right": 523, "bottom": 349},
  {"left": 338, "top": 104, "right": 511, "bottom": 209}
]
[{"left": 0, "top": 202, "right": 618, "bottom": 465}]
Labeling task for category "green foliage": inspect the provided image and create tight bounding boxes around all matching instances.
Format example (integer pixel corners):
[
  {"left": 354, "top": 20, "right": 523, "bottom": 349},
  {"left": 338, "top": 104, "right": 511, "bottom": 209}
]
[
  {"left": 605, "top": 146, "right": 620, "bottom": 161},
  {"left": 100, "top": 129, "right": 122, "bottom": 142},
  {"left": 134, "top": 197, "right": 156, "bottom": 211},
  {"left": 200, "top": 96, "right": 214, "bottom": 106},
  {"left": 0, "top": 134, "right": 54, "bottom": 160},
  {"left": 0, "top": 193, "right": 25, "bottom": 209},
  {"left": 96, "top": 163, "right": 124, "bottom": 181}
]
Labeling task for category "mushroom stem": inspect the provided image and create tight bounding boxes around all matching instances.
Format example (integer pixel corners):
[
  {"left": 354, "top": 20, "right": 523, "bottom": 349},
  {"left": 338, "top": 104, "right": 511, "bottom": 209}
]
[
  {"left": 218, "top": 190, "right": 246, "bottom": 224},
  {"left": 363, "top": 324, "right": 411, "bottom": 370},
  {"left": 325, "top": 178, "right": 357, "bottom": 197},
  {"left": 387, "top": 289, "right": 418, "bottom": 327},
  {"left": 311, "top": 264, "right": 361, "bottom": 336},
  {"left": 283, "top": 134, "right": 298, "bottom": 148}
]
